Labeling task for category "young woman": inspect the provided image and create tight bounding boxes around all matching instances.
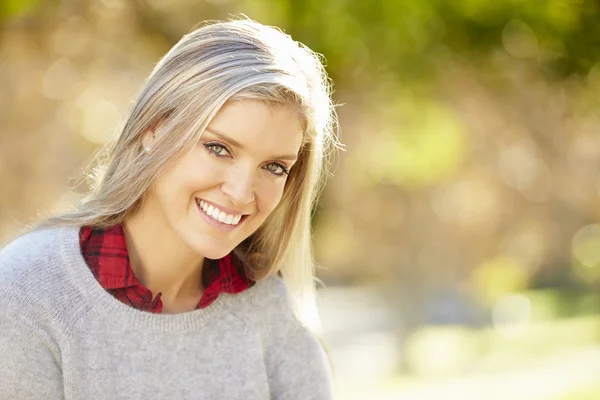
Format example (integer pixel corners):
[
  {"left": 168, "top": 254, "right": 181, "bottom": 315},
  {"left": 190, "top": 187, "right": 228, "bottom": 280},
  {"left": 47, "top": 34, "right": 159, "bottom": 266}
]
[{"left": 0, "top": 19, "right": 339, "bottom": 399}]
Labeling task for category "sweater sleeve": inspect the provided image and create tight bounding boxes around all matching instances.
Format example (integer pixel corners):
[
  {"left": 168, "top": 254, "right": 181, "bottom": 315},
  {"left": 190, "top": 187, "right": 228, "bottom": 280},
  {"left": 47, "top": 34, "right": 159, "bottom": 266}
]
[
  {"left": 0, "top": 310, "right": 64, "bottom": 400},
  {"left": 266, "top": 322, "right": 334, "bottom": 400}
]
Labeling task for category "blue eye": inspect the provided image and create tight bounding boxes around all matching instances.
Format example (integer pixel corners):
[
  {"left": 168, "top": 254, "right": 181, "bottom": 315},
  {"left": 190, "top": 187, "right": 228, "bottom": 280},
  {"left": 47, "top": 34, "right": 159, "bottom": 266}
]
[{"left": 204, "top": 143, "right": 231, "bottom": 157}]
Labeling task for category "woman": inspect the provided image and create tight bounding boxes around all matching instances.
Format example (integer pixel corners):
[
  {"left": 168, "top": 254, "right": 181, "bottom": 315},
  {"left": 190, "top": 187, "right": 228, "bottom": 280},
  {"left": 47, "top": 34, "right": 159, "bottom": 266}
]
[{"left": 0, "top": 18, "right": 339, "bottom": 399}]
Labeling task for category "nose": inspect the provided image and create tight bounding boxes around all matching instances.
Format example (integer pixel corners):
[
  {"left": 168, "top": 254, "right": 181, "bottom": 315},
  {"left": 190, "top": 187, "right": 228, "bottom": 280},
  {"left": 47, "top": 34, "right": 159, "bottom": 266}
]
[{"left": 220, "top": 164, "right": 256, "bottom": 207}]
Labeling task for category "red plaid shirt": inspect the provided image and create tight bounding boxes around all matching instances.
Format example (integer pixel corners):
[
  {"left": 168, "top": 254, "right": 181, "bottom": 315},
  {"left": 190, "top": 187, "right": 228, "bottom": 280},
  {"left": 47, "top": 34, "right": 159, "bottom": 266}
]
[{"left": 79, "top": 225, "right": 253, "bottom": 313}]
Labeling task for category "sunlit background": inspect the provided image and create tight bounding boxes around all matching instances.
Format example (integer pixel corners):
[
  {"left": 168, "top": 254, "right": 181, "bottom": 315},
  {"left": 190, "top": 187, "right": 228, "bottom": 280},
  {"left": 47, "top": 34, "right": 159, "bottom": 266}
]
[{"left": 1, "top": 0, "right": 600, "bottom": 399}]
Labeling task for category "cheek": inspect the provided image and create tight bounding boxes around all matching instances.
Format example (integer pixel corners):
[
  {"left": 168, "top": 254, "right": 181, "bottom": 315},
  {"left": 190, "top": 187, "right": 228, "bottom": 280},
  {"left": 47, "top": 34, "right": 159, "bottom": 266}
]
[
  {"left": 164, "top": 155, "right": 225, "bottom": 198},
  {"left": 257, "top": 181, "right": 287, "bottom": 215}
]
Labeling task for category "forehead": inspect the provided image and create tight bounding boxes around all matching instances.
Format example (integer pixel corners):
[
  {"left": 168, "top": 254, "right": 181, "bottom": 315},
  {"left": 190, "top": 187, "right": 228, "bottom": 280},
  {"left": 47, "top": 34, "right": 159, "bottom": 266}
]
[{"left": 205, "top": 100, "right": 304, "bottom": 155}]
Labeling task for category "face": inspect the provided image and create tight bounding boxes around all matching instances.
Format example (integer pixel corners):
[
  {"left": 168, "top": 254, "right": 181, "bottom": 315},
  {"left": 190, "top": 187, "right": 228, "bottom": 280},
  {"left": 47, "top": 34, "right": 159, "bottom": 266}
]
[{"left": 143, "top": 100, "right": 304, "bottom": 260}]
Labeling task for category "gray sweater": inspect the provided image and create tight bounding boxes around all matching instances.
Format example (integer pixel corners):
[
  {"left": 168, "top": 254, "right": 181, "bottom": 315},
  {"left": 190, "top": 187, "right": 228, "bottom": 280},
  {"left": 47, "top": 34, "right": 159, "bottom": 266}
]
[{"left": 0, "top": 226, "right": 333, "bottom": 400}]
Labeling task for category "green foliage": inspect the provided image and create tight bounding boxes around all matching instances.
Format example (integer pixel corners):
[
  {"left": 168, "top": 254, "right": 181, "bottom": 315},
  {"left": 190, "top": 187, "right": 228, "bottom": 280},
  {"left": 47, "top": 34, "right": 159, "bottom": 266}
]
[
  {"left": 265, "top": 0, "right": 600, "bottom": 84},
  {"left": 356, "top": 99, "right": 466, "bottom": 188},
  {"left": 0, "top": 0, "right": 40, "bottom": 21},
  {"left": 7, "top": 0, "right": 600, "bottom": 81}
]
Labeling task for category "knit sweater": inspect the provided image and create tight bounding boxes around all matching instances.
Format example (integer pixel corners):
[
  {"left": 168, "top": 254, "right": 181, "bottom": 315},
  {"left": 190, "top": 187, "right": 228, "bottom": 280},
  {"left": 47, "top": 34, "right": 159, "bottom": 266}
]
[{"left": 0, "top": 226, "right": 333, "bottom": 400}]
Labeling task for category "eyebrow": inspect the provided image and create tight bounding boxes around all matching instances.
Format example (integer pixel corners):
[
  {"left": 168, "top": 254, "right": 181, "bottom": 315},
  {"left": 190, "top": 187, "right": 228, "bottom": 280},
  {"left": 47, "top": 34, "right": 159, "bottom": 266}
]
[{"left": 204, "top": 127, "right": 299, "bottom": 162}]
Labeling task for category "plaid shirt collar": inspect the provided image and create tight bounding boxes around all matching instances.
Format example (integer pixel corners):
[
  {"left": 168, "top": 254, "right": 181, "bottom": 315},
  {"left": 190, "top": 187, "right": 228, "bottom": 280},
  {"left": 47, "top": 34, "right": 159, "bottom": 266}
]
[{"left": 79, "top": 224, "right": 254, "bottom": 313}]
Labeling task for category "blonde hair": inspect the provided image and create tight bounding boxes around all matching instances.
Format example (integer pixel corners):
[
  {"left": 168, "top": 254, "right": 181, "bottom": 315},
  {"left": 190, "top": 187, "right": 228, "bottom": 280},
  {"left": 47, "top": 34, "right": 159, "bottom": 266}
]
[{"left": 43, "top": 18, "right": 339, "bottom": 330}]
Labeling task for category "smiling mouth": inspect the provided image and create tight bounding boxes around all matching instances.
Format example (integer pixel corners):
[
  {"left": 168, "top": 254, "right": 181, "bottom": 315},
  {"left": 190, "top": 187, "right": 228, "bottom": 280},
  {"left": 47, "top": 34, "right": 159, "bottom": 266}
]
[{"left": 196, "top": 199, "right": 248, "bottom": 226}]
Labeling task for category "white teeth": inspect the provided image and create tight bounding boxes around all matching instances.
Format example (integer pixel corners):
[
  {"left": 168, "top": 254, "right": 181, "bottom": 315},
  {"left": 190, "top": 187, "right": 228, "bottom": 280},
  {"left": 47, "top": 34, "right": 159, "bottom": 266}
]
[{"left": 197, "top": 200, "right": 244, "bottom": 225}]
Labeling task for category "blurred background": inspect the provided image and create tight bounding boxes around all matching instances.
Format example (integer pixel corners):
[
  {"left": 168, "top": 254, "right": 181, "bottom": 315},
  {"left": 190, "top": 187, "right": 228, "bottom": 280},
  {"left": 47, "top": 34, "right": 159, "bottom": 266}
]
[{"left": 1, "top": 0, "right": 600, "bottom": 399}]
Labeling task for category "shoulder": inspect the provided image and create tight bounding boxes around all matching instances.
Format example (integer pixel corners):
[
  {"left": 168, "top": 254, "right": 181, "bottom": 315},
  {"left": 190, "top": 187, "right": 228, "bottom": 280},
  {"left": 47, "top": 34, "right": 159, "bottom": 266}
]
[
  {"left": 0, "top": 226, "right": 70, "bottom": 287},
  {"left": 230, "top": 274, "right": 317, "bottom": 339},
  {"left": 235, "top": 276, "right": 334, "bottom": 398},
  {"left": 0, "top": 226, "right": 86, "bottom": 332},
  {"left": 251, "top": 274, "right": 292, "bottom": 303},
  {"left": 240, "top": 275, "right": 296, "bottom": 320},
  {"left": 226, "top": 274, "right": 299, "bottom": 332}
]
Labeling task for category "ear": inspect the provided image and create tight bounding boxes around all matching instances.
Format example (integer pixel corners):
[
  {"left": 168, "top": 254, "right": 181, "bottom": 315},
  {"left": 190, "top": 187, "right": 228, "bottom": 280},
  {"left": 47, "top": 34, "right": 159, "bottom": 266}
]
[
  {"left": 141, "top": 129, "right": 156, "bottom": 149},
  {"left": 141, "top": 114, "right": 172, "bottom": 151},
  {"left": 141, "top": 118, "right": 165, "bottom": 149}
]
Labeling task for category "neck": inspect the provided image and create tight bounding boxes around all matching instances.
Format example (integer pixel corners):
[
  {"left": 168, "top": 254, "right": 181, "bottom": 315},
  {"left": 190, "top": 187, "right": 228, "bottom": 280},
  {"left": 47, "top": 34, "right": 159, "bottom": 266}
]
[{"left": 122, "top": 205, "right": 205, "bottom": 306}]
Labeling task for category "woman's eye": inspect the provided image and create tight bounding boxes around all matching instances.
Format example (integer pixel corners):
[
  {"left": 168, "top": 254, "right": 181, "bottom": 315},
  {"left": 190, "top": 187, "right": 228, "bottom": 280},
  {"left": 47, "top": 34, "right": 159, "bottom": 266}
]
[
  {"left": 265, "top": 162, "right": 289, "bottom": 176},
  {"left": 205, "top": 143, "right": 230, "bottom": 157}
]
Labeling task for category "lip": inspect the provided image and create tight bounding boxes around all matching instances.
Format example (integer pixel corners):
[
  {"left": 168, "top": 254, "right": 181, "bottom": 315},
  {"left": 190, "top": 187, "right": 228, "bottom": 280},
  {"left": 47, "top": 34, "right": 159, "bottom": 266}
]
[{"left": 195, "top": 199, "right": 248, "bottom": 231}]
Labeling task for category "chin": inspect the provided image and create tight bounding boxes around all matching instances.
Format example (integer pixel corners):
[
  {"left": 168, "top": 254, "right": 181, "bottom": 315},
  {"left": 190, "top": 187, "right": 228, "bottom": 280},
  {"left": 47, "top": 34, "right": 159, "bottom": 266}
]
[
  {"left": 187, "top": 233, "right": 240, "bottom": 259},
  {"left": 201, "top": 249, "right": 233, "bottom": 260},
  {"left": 188, "top": 242, "right": 233, "bottom": 260}
]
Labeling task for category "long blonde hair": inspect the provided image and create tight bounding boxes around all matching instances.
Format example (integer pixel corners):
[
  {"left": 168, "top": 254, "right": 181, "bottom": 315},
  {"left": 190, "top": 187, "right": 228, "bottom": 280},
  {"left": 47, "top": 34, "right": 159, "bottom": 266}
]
[{"left": 43, "top": 18, "right": 339, "bottom": 330}]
